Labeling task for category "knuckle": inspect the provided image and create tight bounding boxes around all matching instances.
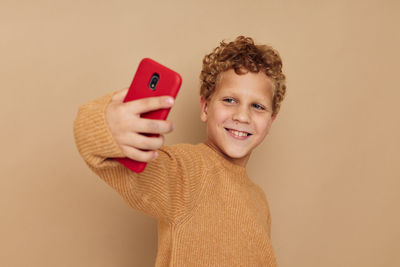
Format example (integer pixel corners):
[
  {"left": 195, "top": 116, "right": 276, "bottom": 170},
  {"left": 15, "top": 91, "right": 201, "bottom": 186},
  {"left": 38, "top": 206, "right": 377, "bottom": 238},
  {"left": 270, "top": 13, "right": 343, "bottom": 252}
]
[
  {"left": 124, "top": 147, "right": 152, "bottom": 162},
  {"left": 145, "top": 97, "right": 157, "bottom": 107},
  {"left": 168, "top": 121, "right": 174, "bottom": 132},
  {"left": 147, "top": 121, "right": 159, "bottom": 132},
  {"left": 139, "top": 135, "right": 162, "bottom": 151},
  {"left": 140, "top": 151, "right": 154, "bottom": 162},
  {"left": 121, "top": 146, "right": 133, "bottom": 158},
  {"left": 162, "top": 121, "right": 172, "bottom": 133},
  {"left": 152, "top": 136, "right": 163, "bottom": 149},
  {"left": 157, "top": 135, "right": 165, "bottom": 147},
  {"left": 149, "top": 136, "right": 162, "bottom": 150},
  {"left": 160, "top": 97, "right": 167, "bottom": 106},
  {"left": 141, "top": 137, "right": 152, "bottom": 149}
]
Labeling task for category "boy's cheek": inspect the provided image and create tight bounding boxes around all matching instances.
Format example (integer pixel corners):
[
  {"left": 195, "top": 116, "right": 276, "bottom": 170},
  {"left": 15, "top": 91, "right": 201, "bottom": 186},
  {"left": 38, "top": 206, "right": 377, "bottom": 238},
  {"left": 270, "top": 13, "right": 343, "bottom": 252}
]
[{"left": 261, "top": 121, "right": 273, "bottom": 137}]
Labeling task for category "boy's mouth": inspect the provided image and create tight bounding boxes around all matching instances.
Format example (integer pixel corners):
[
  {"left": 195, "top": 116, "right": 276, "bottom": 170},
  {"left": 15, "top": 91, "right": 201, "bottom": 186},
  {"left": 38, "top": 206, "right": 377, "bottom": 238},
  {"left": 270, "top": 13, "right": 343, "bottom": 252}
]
[{"left": 224, "top": 128, "right": 252, "bottom": 137}]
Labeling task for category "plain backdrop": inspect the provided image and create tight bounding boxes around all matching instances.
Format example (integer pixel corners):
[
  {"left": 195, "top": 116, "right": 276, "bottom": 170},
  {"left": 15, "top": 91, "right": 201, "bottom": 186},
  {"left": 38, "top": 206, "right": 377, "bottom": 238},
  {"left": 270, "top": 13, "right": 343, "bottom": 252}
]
[{"left": 1, "top": 0, "right": 399, "bottom": 266}]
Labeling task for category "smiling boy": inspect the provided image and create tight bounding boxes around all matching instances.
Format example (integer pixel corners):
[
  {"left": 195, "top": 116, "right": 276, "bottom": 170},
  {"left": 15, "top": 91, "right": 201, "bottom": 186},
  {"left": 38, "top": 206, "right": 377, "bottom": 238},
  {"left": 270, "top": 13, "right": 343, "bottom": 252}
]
[
  {"left": 200, "top": 69, "right": 276, "bottom": 167},
  {"left": 74, "top": 36, "right": 286, "bottom": 266}
]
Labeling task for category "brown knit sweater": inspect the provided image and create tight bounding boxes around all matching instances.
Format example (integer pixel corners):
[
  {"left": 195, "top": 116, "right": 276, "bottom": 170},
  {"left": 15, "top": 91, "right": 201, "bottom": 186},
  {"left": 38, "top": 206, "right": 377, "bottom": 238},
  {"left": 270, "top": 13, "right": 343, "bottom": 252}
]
[{"left": 73, "top": 92, "right": 277, "bottom": 266}]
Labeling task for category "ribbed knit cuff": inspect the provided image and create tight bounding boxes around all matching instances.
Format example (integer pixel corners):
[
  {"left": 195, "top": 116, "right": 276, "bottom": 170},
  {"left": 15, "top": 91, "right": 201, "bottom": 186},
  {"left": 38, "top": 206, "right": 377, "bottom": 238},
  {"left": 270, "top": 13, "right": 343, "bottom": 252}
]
[{"left": 73, "top": 92, "right": 125, "bottom": 161}]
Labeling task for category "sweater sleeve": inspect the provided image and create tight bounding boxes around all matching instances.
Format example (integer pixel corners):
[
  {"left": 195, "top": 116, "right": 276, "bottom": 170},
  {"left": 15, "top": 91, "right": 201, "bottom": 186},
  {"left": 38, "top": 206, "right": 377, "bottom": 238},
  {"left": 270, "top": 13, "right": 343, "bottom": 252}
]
[
  {"left": 255, "top": 186, "right": 272, "bottom": 239},
  {"left": 73, "top": 92, "right": 206, "bottom": 223}
]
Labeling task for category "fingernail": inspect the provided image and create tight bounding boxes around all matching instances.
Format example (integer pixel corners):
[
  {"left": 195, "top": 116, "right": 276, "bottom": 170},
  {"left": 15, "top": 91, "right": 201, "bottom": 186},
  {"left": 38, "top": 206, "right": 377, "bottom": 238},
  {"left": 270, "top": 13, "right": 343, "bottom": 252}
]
[
  {"left": 153, "top": 151, "right": 158, "bottom": 159},
  {"left": 166, "top": 97, "right": 174, "bottom": 105}
]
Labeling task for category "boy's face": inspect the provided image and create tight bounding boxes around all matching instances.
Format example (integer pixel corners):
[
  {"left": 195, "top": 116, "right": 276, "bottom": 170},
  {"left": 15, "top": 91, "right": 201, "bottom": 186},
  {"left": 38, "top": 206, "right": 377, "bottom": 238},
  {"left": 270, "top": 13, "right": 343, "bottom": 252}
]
[{"left": 200, "top": 69, "right": 276, "bottom": 167}]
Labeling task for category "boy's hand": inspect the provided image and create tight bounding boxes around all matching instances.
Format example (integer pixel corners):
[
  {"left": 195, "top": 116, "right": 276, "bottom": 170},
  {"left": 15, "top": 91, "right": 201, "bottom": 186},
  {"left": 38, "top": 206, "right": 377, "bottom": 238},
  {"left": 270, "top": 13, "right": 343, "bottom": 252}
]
[{"left": 105, "top": 88, "right": 175, "bottom": 162}]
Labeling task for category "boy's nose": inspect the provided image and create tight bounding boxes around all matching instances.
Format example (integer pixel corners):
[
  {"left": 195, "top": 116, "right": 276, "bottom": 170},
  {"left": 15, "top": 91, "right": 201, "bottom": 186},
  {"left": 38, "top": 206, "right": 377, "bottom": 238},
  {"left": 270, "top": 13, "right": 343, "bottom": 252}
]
[{"left": 232, "top": 106, "right": 250, "bottom": 123}]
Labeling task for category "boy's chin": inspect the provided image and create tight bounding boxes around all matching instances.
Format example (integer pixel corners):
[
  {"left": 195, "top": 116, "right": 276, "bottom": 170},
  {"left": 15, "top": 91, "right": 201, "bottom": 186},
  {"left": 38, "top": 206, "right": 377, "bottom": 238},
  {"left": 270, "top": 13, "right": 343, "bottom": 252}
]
[{"left": 222, "top": 148, "right": 251, "bottom": 161}]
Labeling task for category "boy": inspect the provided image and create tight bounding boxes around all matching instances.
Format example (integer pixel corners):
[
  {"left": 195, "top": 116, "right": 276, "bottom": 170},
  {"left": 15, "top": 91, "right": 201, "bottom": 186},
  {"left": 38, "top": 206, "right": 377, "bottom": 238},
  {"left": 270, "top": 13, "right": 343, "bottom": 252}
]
[{"left": 73, "top": 36, "right": 286, "bottom": 266}]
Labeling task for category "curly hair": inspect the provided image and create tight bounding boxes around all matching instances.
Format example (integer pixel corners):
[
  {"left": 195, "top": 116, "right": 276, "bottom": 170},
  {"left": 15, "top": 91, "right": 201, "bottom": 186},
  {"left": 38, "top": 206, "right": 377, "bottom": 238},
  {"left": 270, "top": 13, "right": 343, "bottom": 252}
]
[{"left": 200, "top": 36, "right": 286, "bottom": 117}]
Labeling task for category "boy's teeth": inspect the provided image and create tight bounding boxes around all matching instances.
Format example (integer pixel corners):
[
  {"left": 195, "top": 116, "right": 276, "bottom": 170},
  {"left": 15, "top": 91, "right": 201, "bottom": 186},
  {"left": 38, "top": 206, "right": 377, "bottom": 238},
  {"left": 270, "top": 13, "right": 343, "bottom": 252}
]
[{"left": 229, "top": 129, "right": 248, "bottom": 137}]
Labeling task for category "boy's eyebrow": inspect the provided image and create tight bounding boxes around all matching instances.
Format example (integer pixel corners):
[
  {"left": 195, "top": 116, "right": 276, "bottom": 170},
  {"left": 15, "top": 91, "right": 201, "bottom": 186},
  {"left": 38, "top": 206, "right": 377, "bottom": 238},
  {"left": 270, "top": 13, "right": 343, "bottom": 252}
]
[{"left": 220, "top": 91, "right": 271, "bottom": 106}]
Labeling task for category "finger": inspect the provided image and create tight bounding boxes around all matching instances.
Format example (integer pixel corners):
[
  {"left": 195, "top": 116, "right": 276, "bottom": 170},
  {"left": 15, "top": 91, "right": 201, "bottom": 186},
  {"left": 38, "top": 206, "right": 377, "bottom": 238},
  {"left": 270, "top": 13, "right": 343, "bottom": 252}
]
[
  {"left": 126, "top": 95, "right": 175, "bottom": 115},
  {"left": 121, "top": 146, "right": 158, "bottom": 162},
  {"left": 112, "top": 88, "right": 129, "bottom": 103},
  {"left": 132, "top": 118, "right": 173, "bottom": 134},
  {"left": 122, "top": 133, "right": 165, "bottom": 151}
]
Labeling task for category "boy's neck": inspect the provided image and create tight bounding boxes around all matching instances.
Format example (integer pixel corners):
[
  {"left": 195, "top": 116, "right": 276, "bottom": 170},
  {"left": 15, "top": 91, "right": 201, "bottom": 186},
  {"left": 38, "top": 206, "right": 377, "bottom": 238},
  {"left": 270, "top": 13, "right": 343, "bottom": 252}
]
[{"left": 203, "top": 140, "right": 250, "bottom": 168}]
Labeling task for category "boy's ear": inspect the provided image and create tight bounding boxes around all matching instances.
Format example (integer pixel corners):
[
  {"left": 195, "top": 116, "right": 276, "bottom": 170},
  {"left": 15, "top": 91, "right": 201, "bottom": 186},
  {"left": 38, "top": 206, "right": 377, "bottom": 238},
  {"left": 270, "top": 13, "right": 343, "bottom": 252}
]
[
  {"left": 200, "top": 96, "right": 208, "bottom": 122},
  {"left": 271, "top": 113, "right": 277, "bottom": 122}
]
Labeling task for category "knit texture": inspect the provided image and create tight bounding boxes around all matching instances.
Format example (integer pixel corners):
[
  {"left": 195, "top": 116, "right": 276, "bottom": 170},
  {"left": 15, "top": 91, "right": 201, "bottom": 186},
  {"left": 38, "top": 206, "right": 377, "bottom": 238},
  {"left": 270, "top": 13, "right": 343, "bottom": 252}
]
[{"left": 73, "top": 92, "right": 277, "bottom": 266}]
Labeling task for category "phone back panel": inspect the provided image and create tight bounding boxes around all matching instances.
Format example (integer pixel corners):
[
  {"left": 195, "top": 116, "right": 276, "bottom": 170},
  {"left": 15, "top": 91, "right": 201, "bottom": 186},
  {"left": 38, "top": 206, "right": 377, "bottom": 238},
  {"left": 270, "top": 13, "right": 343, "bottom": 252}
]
[{"left": 114, "top": 58, "right": 182, "bottom": 173}]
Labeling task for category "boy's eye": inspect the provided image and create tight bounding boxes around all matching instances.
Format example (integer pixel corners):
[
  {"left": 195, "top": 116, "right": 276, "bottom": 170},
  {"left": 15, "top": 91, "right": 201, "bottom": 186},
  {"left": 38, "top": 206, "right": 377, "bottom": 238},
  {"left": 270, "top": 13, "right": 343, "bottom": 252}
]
[
  {"left": 252, "top": 103, "right": 265, "bottom": 110},
  {"left": 223, "top": 98, "right": 236, "bottom": 103}
]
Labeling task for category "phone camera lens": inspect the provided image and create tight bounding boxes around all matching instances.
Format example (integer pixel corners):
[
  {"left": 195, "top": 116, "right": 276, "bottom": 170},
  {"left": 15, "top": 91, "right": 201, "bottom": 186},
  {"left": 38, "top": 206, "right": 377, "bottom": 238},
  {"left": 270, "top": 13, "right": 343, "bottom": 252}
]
[{"left": 149, "top": 73, "right": 160, "bottom": 90}]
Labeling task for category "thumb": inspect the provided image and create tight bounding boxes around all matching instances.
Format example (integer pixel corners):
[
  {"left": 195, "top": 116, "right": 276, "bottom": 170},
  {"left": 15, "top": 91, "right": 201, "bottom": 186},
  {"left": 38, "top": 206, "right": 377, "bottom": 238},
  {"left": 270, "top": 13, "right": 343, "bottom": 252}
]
[{"left": 112, "top": 88, "right": 129, "bottom": 103}]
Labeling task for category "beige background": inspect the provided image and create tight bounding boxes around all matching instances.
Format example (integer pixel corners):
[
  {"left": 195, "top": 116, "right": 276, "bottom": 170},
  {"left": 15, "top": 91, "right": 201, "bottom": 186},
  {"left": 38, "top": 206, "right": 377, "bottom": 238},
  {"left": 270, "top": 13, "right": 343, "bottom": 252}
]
[{"left": 1, "top": 0, "right": 399, "bottom": 266}]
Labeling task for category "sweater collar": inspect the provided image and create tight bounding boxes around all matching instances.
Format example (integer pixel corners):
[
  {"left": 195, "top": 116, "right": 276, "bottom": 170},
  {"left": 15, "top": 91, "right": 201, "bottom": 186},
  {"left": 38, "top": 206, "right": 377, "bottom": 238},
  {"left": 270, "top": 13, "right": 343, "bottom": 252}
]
[{"left": 198, "top": 142, "right": 248, "bottom": 177}]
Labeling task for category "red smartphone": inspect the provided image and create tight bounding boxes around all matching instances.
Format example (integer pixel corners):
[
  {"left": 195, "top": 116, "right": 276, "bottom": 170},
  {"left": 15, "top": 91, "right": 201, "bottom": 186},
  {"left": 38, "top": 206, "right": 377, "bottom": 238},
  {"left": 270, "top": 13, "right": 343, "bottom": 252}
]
[{"left": 114, "top": 58, "right": 182, "bottom": 173}]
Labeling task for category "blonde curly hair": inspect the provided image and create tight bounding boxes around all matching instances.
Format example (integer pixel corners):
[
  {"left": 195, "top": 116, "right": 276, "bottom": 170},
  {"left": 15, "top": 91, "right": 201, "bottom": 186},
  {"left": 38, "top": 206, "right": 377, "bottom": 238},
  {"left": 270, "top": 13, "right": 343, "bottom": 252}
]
[{"left": 200, "top": 36, "right": 286, "bottom": 117}]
